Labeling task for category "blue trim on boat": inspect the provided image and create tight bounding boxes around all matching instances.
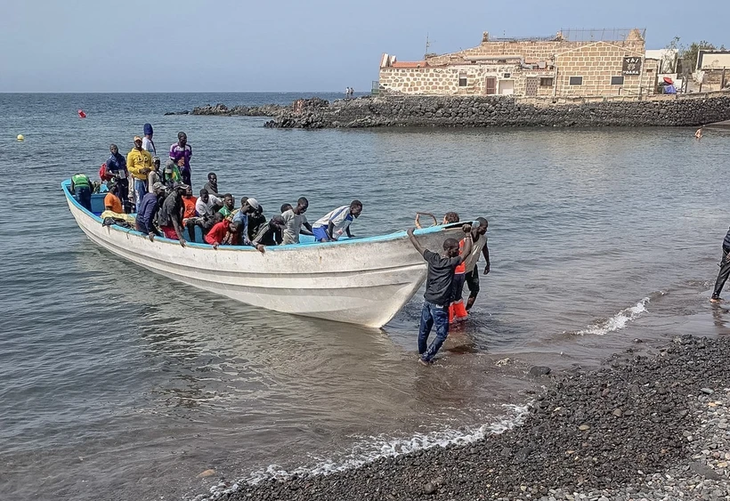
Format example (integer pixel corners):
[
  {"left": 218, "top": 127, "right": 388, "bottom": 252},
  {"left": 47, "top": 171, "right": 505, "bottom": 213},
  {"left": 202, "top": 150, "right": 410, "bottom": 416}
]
[{"left": 62, "top": 179, "right": 449, "bottom": 251}]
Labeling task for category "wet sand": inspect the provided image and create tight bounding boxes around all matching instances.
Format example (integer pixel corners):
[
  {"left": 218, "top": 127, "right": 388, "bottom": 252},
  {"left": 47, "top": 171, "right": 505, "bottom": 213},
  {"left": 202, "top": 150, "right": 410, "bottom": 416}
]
[{"left": 205, "top": 331, "right": 730, "bottom": 501}]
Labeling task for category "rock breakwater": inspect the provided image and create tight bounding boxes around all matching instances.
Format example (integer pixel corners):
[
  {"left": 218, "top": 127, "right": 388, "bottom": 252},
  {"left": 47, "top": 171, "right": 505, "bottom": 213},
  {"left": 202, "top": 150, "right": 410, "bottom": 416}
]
[
  {"left": 165, "top": 103, "right": 289, "bottom": 117},
  {"left": 198, "top": 335, "right": 730, "bottom": 501},
  {"left": 258, "top": 92, "right": 730, "bottom": 128}
]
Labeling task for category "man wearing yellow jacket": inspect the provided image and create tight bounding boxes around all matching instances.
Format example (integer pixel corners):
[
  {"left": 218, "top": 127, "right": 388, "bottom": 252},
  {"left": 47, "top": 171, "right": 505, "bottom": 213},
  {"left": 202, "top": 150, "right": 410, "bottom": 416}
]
[{"left": 127, "top": 135, "right": 153, "bottom": 207}]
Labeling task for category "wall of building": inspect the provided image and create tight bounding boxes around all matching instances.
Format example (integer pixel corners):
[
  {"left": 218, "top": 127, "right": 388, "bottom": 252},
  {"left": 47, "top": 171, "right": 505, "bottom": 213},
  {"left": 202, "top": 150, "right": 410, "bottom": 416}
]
[
  {"left": 378, "top": 64, "right": 555, "bottom": 96},
  {"left": 553, "top": 42, "right": 654, "bottom": 97}
]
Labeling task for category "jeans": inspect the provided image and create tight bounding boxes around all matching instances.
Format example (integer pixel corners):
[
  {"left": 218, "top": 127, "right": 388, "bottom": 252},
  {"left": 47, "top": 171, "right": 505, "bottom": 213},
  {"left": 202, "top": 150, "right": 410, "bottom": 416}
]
[
  {"left": 134, "top": 179, "right": 148, "bottom": 207},
  {"left": 713, "top": 247, "right": 730, "bottom": 298},
  {"left": 418, "top": 301, "right": 450, "bottom": 362},
  {"left": 75, "top": 186, "right": 92, "bottom": 211}
]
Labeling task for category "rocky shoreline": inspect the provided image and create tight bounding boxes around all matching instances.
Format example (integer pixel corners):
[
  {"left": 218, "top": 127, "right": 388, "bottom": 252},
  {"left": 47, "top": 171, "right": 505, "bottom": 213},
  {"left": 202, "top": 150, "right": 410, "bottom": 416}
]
[
  {"left": 173, "top": 92, "right": 730, "bottom": 128},
  {"left": 196, "top": 335, "right": 730, "bottom": 501}
]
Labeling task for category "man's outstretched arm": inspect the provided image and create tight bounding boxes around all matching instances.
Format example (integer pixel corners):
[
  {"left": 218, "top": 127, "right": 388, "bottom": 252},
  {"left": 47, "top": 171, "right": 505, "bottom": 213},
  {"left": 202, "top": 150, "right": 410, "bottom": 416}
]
[{"left": 407, "top": 228, "right": 426, "bottom": 257}]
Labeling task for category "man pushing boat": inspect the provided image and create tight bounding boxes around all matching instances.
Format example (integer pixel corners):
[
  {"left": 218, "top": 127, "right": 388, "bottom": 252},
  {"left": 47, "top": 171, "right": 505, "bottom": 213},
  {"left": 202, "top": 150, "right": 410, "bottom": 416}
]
[{"left": 407, "top": 224, "right": 473, "bottom": 365}]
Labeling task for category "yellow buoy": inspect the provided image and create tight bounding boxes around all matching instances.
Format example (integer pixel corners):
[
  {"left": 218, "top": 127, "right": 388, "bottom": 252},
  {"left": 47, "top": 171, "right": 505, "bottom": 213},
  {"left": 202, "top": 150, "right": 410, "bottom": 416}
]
[{"left": 17, "top": 134, "right": 24, "bottom": 141}]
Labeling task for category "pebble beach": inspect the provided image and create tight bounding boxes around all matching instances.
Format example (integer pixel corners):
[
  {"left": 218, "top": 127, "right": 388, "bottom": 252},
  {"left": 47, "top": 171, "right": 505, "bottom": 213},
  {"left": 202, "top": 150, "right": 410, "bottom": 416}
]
[{"left": 205, "top": 334, "right": 730, "bottom": 501}]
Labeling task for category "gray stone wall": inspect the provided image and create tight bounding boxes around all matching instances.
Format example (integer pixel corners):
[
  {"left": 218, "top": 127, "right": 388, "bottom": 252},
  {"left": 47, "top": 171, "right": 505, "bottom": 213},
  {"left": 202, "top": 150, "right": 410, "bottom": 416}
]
[{"left": 263, "top": 93, "right": 730, "bottom": 129}]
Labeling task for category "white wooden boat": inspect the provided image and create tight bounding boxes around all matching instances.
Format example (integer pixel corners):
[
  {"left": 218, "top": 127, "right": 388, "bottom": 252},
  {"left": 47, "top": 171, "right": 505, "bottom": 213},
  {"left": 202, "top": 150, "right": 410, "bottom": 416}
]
[{"left": 63, "top": 180, "right": 465, "bottom": 328}]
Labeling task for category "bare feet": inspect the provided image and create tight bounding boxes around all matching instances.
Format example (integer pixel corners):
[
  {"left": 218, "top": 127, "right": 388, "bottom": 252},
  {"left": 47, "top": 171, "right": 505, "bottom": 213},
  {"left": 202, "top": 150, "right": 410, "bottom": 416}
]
[{"left": 711, "top": 296, "right": 722, "bottom": 303}]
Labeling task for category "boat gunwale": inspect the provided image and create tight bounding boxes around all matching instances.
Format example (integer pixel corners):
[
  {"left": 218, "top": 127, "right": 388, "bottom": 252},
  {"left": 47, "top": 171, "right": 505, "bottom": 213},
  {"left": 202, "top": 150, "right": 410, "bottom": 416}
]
[{"left": 62, "top": 179, "right": 453, "bottom": 251}]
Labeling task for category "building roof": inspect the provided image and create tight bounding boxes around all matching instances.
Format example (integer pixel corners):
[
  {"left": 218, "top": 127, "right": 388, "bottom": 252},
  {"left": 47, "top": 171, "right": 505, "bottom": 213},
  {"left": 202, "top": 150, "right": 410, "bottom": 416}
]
[{"left": 390, "top": 61, "right": 428, "bottom": 68}]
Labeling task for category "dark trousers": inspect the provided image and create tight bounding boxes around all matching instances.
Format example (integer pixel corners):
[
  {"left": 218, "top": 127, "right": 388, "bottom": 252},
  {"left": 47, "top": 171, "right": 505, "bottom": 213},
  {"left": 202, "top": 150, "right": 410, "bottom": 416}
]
[
  {"left": 116, "top": 178, "right": 131, "bottom": 213},
  {"left": 713, "top": 247, "right": 730, "bottom": 298},
  {"left": 451, "top": 273, "right": 466, "bottom": 303},
  {"left": 465, "top": 269, "right": 480, "bottom": 298},
  {"left": 75, "top": 187, "right": 92, "bottom": 211},
  {"left": 418, "top": 301, "right": 449, "bottom": 362}
]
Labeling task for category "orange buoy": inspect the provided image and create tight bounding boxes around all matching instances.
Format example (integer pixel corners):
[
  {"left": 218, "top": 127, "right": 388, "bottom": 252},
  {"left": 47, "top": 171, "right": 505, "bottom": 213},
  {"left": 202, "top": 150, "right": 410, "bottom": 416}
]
[{"left": 78, "top": 110, "right": 87, "bottom": 118}]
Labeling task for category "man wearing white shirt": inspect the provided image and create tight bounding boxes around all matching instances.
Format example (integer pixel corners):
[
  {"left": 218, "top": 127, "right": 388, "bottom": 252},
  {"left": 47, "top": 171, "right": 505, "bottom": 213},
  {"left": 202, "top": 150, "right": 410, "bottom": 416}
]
[
  {"left": 312, "top": 200, "right": 362, "bottom": 242},
  {"left": 195, "top": 188, "right": 222, "bottom": 218}
]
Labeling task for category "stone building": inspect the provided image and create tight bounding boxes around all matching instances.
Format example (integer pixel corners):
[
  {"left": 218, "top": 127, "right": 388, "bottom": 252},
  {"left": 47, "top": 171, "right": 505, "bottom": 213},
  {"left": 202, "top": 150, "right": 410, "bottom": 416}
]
[
  {"left": 696, "top": 50, "right": 730, "bottom": 92},
  {"left": 378, "top": 29, "right": 659, "bottom": 99}
]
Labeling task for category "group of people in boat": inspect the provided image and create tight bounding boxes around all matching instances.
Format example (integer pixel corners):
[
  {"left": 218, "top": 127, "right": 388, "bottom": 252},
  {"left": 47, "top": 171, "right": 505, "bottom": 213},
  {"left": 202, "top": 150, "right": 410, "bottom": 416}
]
[
  {"left": 68, "top": 124, "right": 492, "bottom": 365},
  {"left": 69, "top": 127, "right": 364, "bottom": 253}
]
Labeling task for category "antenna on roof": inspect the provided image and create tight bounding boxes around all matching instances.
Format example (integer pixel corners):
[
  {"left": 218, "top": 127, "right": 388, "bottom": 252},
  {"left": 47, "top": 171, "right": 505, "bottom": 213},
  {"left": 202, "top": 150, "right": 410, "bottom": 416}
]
[{"left": 425, "top": 33, "right": 431, "bottom": 54}]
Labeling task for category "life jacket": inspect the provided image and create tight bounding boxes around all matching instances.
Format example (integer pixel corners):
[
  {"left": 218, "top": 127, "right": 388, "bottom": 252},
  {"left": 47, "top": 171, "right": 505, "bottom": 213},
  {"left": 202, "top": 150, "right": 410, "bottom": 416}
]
[{"left": 72, "top": 173, "right": 91, "bottom": 188}]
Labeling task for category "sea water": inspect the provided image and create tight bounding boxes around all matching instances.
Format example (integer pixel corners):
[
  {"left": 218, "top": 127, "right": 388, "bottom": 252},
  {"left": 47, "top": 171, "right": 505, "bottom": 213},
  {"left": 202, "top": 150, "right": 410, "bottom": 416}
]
[{"left": 1, "top": 92, "right": 729, "bottom": 500}]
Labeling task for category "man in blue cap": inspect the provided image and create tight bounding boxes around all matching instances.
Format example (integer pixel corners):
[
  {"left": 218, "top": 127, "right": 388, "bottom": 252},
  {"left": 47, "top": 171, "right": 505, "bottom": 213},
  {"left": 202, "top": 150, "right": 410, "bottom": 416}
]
[{"left": 142, "top": 123, "right": 156, "bottom": 156}]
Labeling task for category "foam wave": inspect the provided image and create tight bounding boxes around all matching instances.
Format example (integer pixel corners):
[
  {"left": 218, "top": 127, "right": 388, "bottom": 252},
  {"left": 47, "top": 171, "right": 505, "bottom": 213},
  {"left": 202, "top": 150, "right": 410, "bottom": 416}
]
[
  {"left": 205, "top": 403, "right": 530, "bottom": 499},
  {"left": 577, "top": 296, "right": 651, "bottom": 336}
]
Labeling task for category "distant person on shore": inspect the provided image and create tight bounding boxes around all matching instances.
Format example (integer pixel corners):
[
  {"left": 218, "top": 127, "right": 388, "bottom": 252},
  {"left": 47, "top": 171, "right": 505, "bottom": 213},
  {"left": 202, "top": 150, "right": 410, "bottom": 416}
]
[
  {"left": 312, "top": 200, "right": 362, "bottom": 242},
  {"left": 711, "top": 225, "right": 730, "bottom": 303},
  {"left": 204, "top": 172, "right": 223, "bottom": 198},
  {"left": 106, "top": 144, "right": 130, "bottom": 211},
  {"left": 104, "top": 181, "right": 123, "bottom": 214},
  {"left": 157, "top": 183, "right": 188, "bottom": 247},
  {"left": 135, "top": 182, "right": 166, "bottom": 241},
  {"left": 252, "top": 216, "right": 286, "bottom": 253},
  {"left": 407, "top": 225, "right": 473, "bottom": 365},
  {"left": 281, "top": 197, "right": 313, "bottom": 244},
  {"left": 169, "top": 132, "right": 192, "bottom": 187},
  {"left": 142, "top": 123, "right": 156, "bottom": 156},
  {"left": 127, "top": 136, "right": 154, "bottom": 207},
  {"left": 695, "top": 128, "right": 703, "bottom": 140},
  {"left": 345, "top": 86, "right": 350, "bottom": 98},
  {"left": 464, "top": 218, "right": 491, "bottom": 311},
  {"left": 70, "top": 173, "right": 93, "bottom": 211}
]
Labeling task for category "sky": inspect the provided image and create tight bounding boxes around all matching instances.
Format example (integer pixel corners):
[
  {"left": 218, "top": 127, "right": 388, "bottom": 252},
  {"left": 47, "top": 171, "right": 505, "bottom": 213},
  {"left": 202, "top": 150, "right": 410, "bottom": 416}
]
[{"left": 0, "top": 0, "right": 726, "bottom": 92}]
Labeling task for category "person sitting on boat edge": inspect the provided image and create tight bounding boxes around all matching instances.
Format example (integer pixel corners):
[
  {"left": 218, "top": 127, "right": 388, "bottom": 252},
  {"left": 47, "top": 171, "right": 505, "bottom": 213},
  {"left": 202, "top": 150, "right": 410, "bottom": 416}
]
[
  {"left": 205, "top": 218, "right": 241, "bottom": 249},
  {"left": 281, "top": 197, "right": 314, "bottom": 245},
  {"left": 127, "top": 136, "right": 154, "bottom": 207},
  {"left": 156, "top": 183, "right": 188, "bottom": 247},
  {"left": 464, "top": 217, "right": 490, "bottom": 311},
  {"left": 407, "top": 224, "right": 473, "bottom": 365},
  {"left": 232, "top": 197, "right": 258, "bottom": 245},
  {"left": 252, "top": 215, "right": 286, "bottom": 253},
  {"left": 136, "top": 182, "right": 166, "bottom": 241},
  {"left": 104, "top": 181, "right": 123, "bottom": 214},
  {"left": 218, "top": 194, "right": 235, "bottom": 218},
  {"left": 204, "top": 172, "right": 223, "bottom": 198},
  {"left": 70, "top": 172, "right": 94, "bottom": 211},
  {"left": 247, "top": 201, "right": 267, "bottom": 242},
  {"left": 312, "top": 200, "right": 363, "bottom": 242}
]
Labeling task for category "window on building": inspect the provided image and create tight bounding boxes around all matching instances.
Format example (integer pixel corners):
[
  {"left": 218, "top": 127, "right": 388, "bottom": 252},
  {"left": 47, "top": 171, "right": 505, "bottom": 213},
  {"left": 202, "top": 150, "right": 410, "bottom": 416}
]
[
  {"left": 458, "top": 73, "right": 467, "bottom": 87},
  {"left": 611, "top": 76, "right": 624, "bottom": 85},
  {"left": 569, "top": 76, "right": 583, "bottom": 86},
  {"left": 540, "top": 78, "right": 554, "bottom": 87},
  {"left": 503, "top": 73, "right": 511, "bottom": 79}
]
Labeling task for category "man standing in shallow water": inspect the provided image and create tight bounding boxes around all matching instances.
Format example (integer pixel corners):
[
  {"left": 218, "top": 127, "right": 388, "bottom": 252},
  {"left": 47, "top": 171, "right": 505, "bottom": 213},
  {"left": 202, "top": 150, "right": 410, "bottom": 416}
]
[
  {"left": 711, "top": 225, "right": 730, "bottom": 302},
  {"left": 408, "top": 225, "right": 473, "bottom": 365}
]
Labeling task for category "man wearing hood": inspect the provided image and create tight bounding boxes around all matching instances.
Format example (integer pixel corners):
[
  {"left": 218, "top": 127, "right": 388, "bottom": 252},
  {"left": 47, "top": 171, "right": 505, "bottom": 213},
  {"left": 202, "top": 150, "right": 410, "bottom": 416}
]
[
  {"left": 142, "top": 123, "right": 156, "bottom": 156},
  {"left": 106, "top": 144, "right": 130, "bottom": 212}
]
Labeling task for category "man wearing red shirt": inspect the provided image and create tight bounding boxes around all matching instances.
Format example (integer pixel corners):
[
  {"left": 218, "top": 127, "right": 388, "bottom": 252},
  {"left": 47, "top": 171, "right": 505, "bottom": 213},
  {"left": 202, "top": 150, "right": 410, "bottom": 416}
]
[{"left": 205, "top": 220, "right": 240, "bottom": 249}]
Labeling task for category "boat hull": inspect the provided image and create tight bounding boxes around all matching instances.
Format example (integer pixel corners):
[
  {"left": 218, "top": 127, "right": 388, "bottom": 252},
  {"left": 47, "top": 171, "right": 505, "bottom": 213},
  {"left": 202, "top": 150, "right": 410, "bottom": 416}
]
[{"left": 63, "top": 182, "right": 463, "bottom": 328}]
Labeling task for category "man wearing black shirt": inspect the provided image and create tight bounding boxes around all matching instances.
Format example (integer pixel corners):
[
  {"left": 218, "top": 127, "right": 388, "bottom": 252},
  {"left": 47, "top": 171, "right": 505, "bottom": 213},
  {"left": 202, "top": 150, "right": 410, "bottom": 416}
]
[{"left": 408, "top": 225, "right": 472, "bottom": 365}]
